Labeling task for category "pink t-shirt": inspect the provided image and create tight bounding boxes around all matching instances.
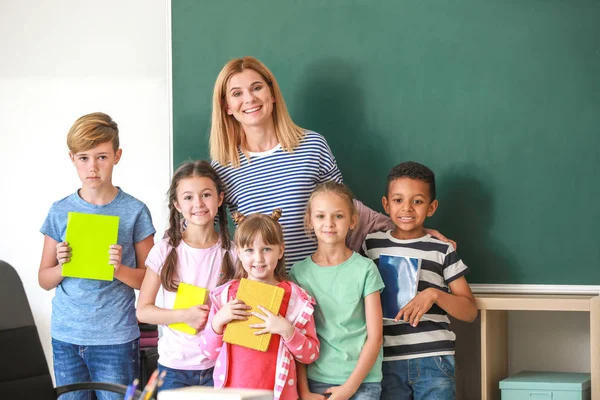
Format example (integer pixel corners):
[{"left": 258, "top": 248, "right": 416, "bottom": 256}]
[{"left": 145, "top": 238, "right": 237, "bottom": 370}]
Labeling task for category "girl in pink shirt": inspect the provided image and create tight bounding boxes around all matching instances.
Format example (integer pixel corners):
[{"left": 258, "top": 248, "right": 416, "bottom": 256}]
[
  {"left": 137, "top": 160, "right": 236, "bottom": 391},
  {"left": 201, "top": 210, "right": 319, "bottom": 400}
]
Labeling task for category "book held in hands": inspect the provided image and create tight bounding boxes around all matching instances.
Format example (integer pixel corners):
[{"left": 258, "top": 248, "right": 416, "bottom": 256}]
[
  {"left": 223, "top": 278, "right": 284, "bottom": 352},
  {"left": 377, "top": 254, "right": 421, "bottom": 320},
  {"left": 169, "top": 283, "right": 208, "bottom": 335},
  {"left": 63, "top": 212, "right": 119, "bottom": 281}
]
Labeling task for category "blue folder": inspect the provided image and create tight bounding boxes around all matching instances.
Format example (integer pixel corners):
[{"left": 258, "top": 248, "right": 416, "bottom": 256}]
[{"left": 377, "top": 255, "right": 421, "bottom": 320}]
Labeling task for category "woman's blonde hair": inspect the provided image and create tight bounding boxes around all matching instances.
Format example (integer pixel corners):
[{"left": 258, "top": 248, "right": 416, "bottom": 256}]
[
  {"left": 304, "top": 182, "right": 359, "bottom": 241},
  {"left": 218, "top": 209, "right": 288, "bottom": 285},
  {"left": 210, "top": 56, "right": 305, "bottom": 167}
]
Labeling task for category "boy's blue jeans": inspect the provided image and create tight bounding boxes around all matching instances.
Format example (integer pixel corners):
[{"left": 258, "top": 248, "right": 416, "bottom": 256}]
[
  {"left": 52, "top": 338, "right": 139, "bottom": 400},
  {"left": 156, "top": 363, "right": 214, "bottom": 391},
  {"left": 381, "top": 355, "right": 456, "bottom": 400},
  {"left": 308, "top": 378, "right": 382, "bottom": 400}
]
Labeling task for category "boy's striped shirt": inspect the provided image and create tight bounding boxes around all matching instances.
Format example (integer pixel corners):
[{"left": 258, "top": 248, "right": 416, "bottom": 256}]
[
  {"left": 361, "top": 231, "right": 469, "bottom": 361},
  {"left": 212, "top": 131, "right": 343, "bottom": 270}
]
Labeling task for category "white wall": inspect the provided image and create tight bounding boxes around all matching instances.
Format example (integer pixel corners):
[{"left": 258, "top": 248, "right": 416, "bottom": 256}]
[{"left": 0, "top": 0, "right": 170, "bottom": 379}]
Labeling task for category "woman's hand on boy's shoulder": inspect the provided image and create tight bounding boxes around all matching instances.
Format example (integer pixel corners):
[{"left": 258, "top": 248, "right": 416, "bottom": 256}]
[{"left": 424, "top": 228, "right": 457, "bottom": 249}]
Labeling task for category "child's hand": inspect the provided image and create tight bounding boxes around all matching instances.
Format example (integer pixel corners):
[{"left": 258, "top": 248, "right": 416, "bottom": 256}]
[
  {"left": 108, "top": 244, "right": 123, "bottom": 272},
  {"left": 56, "top": 242, "right": 71, "bottom": 266},
  {"left": 212, "top": 299, "right": 251, "bottom": 334},
  {"left": 249, "top": 305, "right": 294, "bottom": 340},
  {"left": 324, "top": 384, "right": 354, "bottom": 400},
  {"left": 184, "top": 305, "right": 210, "bottom": 331},
  {"left": 396, "top": 288, "right": 438, "bottom": 326}
]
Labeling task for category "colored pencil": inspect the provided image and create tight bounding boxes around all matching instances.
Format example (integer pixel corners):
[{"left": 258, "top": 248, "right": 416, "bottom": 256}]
[
  {"left": 138, "top": 369, "right": 159, "bottom": 400},
  {"left": 145, "top": 370, "right": 167, "bottom": 400},
  {"left": 123, "top": 378, "right": 139, "bottom": 400}
]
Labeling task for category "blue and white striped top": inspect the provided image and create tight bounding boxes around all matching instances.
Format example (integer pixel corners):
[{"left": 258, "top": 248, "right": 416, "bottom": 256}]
[{"left": 212, "top": 131, "right": 343, "bottom": 269}]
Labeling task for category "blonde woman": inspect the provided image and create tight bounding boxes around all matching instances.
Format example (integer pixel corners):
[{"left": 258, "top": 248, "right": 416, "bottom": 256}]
[{"left": 209, "top": 56, "right": 452, "bottom": 270}]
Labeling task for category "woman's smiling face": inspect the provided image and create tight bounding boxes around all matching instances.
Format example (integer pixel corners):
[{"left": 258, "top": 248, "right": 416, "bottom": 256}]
[{"left": 225, "top": 68, "right": 275, "bottom": 132}]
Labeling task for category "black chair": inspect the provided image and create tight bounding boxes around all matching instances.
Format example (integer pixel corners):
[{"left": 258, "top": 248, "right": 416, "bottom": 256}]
[{"left": 0, "top": 260, "right": 144, "bottom": 399}]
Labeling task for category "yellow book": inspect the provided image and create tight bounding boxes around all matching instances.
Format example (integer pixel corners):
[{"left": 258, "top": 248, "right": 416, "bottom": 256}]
[
  {"left": 223, "top": 278, "right": 285, "bottom": 352},
  {"left": 63, "top": 212, "right": 119, "bottom": 281},
  {"left": 169, "top": 283, "right": 208, "bottom": 335}
]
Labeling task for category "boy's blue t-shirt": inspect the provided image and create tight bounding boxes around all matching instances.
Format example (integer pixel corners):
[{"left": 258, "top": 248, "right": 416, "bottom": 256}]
[{"left": 40, "top": 188, "right": 156, "bottom": 345}]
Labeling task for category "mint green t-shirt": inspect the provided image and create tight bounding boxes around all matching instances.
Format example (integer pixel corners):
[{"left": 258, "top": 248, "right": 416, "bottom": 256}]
[{"left": 289, "top": 252, "right": 385, "bottom": 384}]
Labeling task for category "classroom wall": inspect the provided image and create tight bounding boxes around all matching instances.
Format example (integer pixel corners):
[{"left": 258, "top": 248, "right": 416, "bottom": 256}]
[
  {"left": 0, "top": 0, "right": 590, "bottom": 388},
  {"left": 0, "top": 0, "right": 170, "bottom": 378},
  {"left": 508, "top": 311, "right": 590, "bottom": 375}
]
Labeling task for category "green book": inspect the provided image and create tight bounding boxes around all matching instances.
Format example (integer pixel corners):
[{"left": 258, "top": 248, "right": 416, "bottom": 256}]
[{"left": 63, "top": 212, "right": 119, "bottom": 281}]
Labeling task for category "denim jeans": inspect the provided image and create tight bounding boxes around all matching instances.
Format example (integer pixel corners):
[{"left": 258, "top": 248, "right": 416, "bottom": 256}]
[
  {"left": 308, "top": 378, "right": 382, "bottom": 400},
  {"left": 381, "top": 355, "right": 455, "bottom": 400},
  {"left": 52, "top": 338, "right": 139, "bottom": 400},
  {"left": 157, "top": 363, "right": 214, "bottom": 392}
]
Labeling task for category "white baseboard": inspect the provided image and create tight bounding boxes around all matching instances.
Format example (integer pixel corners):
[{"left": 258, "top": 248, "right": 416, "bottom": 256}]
[{"left": 470, "top": 284, "right": 600, "bottom": 295}]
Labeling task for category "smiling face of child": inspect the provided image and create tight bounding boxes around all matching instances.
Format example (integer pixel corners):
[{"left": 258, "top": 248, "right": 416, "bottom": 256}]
[
  {"left": 308, "top": 191, "right": 357, "bottom": 246},
  {"left": 237, "top": 233, "right": 284, "bottom": 285},
  {"left": 383, "top": 177, "right": 438, "bottom": 240},
  {"left": 174, "top": 176, "right": 223, "bottom": 229}
]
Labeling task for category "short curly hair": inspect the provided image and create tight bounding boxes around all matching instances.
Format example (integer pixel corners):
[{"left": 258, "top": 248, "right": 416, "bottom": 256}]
[{"left": 386, "top": 161, "right": 436, "bottom": 200}]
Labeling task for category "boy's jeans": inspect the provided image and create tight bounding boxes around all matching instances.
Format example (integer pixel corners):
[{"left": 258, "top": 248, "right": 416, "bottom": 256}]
[
  {"left": 308, "top": 378, "right": 382, "bottom": 400},
  {"left": 156, "top": 363, "right": 214, "bottom": 391},
  {"left": 381, "top": 355, "right": 456, "bottom": 400},
  {"left": 52, "top": 338, "right": 139, "bottom": 400}
]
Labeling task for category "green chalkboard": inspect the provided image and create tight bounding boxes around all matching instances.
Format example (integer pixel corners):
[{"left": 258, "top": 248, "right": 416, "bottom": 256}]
[{"left": 171, "top": 0, "right": 600, "bottom": 285}]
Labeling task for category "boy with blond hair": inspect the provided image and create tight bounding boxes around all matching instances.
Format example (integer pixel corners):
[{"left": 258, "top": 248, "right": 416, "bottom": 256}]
[{"left": 39, "top": 112, "right": 155, "bottom": 399}]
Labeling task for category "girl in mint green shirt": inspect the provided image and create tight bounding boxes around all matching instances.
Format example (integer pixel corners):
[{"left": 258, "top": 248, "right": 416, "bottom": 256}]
[{"left": 290, "top": 182, "right": 385, "bottom": 400}]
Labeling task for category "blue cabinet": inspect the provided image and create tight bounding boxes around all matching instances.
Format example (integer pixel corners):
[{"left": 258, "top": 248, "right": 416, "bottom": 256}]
[{"left": 500, "top": 371, "right": 591, "bottom": 400}]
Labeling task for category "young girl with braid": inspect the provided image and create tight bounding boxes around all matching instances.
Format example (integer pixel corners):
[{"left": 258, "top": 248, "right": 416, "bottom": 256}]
[
  {"left": 137, "top": 160, "right": 236, "bottom": 391},
  {"left": 200, "top": 210, "right": 320, "bottom": 400}
]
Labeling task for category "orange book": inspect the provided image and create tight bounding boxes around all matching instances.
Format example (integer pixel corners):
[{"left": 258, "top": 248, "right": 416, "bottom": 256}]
[
  {"left": 223, "top": 278, "right": 284, "bottom": 352},
  {"left": 168, "top": 283, "right": 208, "bottom": 335}
]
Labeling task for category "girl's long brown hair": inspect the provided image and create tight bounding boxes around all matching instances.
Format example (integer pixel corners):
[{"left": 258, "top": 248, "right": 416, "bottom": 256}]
[
  {"left": 161, "top": 160, "right": 233, "bottom": 292},
  {"left": 217, "top": 209, "right": 287, "bottom": 286}
]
